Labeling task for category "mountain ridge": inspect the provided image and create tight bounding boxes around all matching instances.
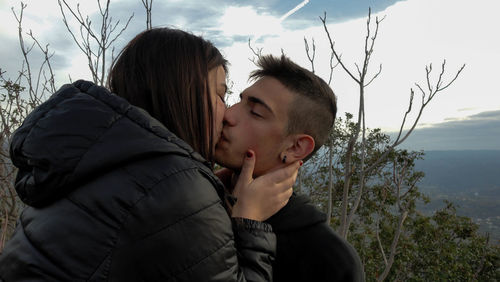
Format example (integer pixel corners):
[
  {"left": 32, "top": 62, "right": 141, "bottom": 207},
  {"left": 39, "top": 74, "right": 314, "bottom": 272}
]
[{"left": 414, "top": 150, "right": 500, "bottom": 242}]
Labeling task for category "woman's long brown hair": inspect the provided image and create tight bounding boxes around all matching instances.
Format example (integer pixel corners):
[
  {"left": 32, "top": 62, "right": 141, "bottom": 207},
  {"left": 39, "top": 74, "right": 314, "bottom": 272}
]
[{"left": 107, "top": 28, "right": 227, "bottom": 163}]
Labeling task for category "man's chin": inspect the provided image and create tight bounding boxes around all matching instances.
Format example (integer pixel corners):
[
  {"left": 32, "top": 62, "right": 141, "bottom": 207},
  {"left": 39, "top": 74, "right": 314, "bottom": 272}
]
[
  {"left": 216, "top": 161, "right": 241, "bottom": 172},
  {"left": 214, "top": 155, "right": 242, "bottom": 172}
]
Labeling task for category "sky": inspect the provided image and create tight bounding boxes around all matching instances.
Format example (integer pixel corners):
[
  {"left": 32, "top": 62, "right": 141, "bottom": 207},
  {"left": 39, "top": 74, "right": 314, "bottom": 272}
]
[{"left": 0, "top": 0, "right": 499, "bottom": 151}]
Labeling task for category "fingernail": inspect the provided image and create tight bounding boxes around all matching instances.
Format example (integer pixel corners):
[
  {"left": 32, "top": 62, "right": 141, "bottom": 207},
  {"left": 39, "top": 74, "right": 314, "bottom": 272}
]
[
  {"left": 299, "top": 160, "right": 303, "bottom": 166},
  {"left": 246, "top": 151, "right": 253, "bottom": 158}
]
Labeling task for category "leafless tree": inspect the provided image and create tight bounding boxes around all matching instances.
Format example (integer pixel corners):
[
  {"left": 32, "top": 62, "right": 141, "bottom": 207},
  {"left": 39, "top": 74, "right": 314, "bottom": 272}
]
[
  {"left": 319, "top": 9, "right": 464, "bottom": 238},
  {"left": 300, "top": 35, "right": 341, "bottom": 224},
  {"left": 57, "top": 0, "right": 133, "bottom": 85},
  {"left": 0, "top": 2, "right": 55, "bottom": 253}
]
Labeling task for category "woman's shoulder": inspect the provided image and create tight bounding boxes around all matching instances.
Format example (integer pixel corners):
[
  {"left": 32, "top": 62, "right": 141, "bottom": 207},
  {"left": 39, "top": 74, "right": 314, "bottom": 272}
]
[
  {"left": 124, "top": 153, "right": 218, "bottom": 191},
  {"left": 114, "top": 153, "right": 232, "bottom": 246},
  {"left": 121, "top": 153, "right": 225, "bottom": 212},
  {"left": 108, "top": 155, "right": 236, "bottom": 280}
]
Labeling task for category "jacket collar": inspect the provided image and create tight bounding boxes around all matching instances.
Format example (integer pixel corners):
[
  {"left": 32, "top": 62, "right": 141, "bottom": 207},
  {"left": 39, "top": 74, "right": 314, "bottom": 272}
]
[{"left": 265, "top": 193, "right": 327, "bottom": 232}]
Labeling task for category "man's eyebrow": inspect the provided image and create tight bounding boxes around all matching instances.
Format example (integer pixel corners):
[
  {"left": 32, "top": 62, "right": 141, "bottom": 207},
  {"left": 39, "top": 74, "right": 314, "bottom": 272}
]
[{"left": 240, "top": 93, "right": 274, "bottom": 115}]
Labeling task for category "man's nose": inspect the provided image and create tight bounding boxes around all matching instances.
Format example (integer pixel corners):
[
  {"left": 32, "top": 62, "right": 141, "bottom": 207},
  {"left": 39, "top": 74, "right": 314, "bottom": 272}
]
[{"left": 223, "top": 103, "right": 238, "bottom": 126}]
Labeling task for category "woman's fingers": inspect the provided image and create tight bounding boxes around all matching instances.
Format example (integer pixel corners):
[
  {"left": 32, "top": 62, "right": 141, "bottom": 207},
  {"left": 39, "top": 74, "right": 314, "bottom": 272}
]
[{"left": 231, "top": 157, "right": 302, "bottom": 221}]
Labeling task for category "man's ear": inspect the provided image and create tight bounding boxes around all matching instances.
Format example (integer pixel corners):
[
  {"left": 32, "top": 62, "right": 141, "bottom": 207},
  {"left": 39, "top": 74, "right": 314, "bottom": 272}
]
[{"left": 281, "top": 134, "right": 315, "bottom": 162}]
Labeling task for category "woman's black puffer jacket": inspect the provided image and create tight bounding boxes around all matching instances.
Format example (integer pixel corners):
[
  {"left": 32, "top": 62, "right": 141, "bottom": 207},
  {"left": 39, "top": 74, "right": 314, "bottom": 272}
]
[{"left": 0, "top": 80, "right": 275, "bottom": 281}]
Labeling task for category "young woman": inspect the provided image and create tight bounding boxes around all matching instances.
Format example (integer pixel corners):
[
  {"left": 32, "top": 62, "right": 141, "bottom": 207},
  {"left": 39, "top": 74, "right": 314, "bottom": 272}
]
[{"left": 0, "top": 28, "right": 299, "bottom": 281}]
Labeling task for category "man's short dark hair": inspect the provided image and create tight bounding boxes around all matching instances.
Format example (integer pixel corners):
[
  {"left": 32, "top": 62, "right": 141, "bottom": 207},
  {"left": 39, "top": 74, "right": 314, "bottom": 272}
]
[{"left": 250, "top": 54, "right": 337, "bottom": 161}]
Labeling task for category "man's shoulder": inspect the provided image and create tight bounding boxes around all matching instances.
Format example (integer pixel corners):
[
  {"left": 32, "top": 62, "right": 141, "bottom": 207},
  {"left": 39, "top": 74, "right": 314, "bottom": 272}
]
[
  {"left": 276, "top": 222, "right": 364, "bottom": 281},
  {"left": 295, "top": 221, "right": 351, "bottom": 252}
]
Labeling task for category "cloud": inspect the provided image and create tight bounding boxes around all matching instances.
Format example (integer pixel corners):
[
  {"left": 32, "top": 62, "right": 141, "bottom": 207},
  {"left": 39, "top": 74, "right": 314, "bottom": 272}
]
[
  {"left": 0, "top": 0, "right": 407, "bottom": 82},
  {"left": 1, "top": 0, "right": 499, "bottom": 154},
  {"left": 233, "top": 0, "right": 406, "bottom": 29},
  {"left": 0, "top": 25, "right": 22, "bottom": 73},
  {"left": 218, "top": 6, "right": 283, "bottom": 40},
  {"left": 458, "top": 107, "right": 478, "bottom": 112},
  {"left": 129, "top": 0, "right": 232, "bottom": 46},
  {"left": 231, "top": 0, "right": 500, "bottom": 134},
  {"left": 0, "top": 24, "right": 71, "bottom": 82},
  {"left": 393, "top": 110, "right": 500, "bottom": 150}
]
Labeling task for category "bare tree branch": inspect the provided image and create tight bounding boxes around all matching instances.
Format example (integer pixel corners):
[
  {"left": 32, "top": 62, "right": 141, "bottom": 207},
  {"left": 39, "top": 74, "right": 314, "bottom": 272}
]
[
  {"left": 320, "top": 12, "right": 360, "bottom": 84},
  {"left": 326, "top": 140, "right": 334, "bottom": 224},
  {"left": 376, "top": 218, "right": 388, "bottom": 266},
  {"left": 377, "top": 210, "right": 407, "bottom": 281},
  {"left": 304, "top": 37, "right": 316, "bottom": 73},
  {"left": 141, "top": 0, "right": 153, "bottom": 30},
  {"left": 328, "top": 52, "right": 340, "bottom": 85},
  {"left": 364, "top": 61, "right": 465, "bottom": 177},
  {"left": 57, "top": 0, "right": 133, "bottom": 85},
  {"left": 365, "top": 64, "right": 382, "bottom": 87},
  {"left": 248, "top": 39, "right": 264, "bottom": 66}
]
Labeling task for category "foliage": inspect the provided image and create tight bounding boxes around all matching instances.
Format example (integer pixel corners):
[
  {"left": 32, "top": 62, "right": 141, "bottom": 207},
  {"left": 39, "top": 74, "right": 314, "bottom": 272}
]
[
  {"left": 301, "top": 112, "right": 500, "bottom": 280},
  {"left": 391, "top": 201, "right": 500, "bottom": 281},
  {"left": 0, "top": 74, "right": 30, "bottom": 251}
]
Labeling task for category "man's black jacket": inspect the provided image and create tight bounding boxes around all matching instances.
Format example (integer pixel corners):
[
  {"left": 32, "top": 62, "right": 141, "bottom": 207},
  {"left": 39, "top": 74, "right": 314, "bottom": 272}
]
[
  {"left": 0, "top": 80, "right": 276, "bottom": 281},
  {"left": 266, "top": 193, "right": 365, "bottom": 282}
]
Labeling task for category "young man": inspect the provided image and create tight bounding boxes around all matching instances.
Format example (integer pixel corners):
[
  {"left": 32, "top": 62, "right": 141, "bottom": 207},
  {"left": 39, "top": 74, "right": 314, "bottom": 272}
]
[{"left": 215, "top": 55, "right": 364, "bottom": 281}]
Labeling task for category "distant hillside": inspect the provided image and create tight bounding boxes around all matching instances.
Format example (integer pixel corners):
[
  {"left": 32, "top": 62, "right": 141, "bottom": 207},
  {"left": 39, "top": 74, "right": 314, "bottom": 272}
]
[
  {"left": 415, "top": 150, "right": 500, "bottom": 193},
  {"left": 415, "top": 150, "right": 500, "bottom": 242}
]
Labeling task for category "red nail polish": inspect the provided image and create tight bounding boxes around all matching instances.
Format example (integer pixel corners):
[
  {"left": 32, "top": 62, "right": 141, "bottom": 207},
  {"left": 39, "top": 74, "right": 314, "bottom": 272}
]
[
  {"left": 246, "top": 151, "right": 253, "bottom": 158},
  {"left": 299, "top": 161, "right": 303, "bottom": 166}
]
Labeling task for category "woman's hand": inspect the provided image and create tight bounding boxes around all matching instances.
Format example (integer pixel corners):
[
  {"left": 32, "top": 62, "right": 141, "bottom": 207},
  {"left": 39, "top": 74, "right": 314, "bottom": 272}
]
[{"left": 231, "top": 150, "right": 301, "bottom": 221}]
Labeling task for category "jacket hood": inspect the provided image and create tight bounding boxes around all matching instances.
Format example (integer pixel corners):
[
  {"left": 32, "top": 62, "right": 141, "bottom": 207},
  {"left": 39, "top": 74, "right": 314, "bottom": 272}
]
[
  {"left": 265, "top": 193, "right": 326, "bottom": 232},
  {"left": 10, "top": 80, "right": 208, "bottom": 207}
]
